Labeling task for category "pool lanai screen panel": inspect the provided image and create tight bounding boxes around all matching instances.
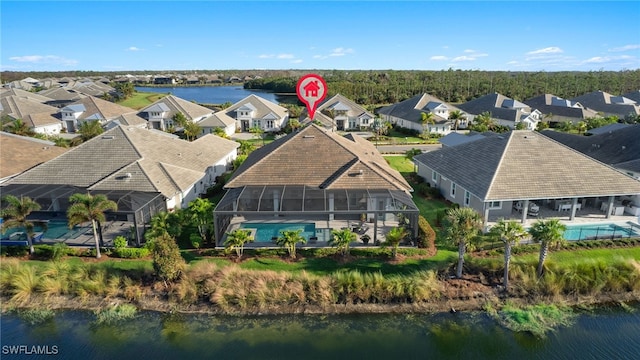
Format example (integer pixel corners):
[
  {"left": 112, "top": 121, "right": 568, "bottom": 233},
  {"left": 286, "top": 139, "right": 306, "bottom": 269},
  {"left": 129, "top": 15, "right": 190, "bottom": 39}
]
[{"left": 214, "top": 186, "right": 419, "bottom": 214}]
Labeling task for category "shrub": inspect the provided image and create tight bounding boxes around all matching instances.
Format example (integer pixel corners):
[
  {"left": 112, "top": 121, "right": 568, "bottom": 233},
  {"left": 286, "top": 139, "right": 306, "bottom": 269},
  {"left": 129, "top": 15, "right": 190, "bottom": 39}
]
[
  {"left": 150, "top": 234, "right": 186, "bottom": 283},
  {"left": 34, "top": 243, "right": 71, "bottom": 261},
  {"left": 416, "top": 216, "right": 437, "bottom": 255},
  {"left": 114, "top": 236, "right": 128, "bottom": 249},
  {"left": 0, "top": 245, "right": 29, "bottom": 257},
  {"left": 112, "top": 247, "right": 150, "bottom": 259}
]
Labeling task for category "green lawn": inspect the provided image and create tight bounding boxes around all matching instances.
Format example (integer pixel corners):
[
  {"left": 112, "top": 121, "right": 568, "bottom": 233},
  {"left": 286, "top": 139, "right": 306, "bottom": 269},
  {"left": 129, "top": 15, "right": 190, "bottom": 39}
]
[
  {"left": 384, "top": 155, "right": 451, "bottom": 226},
  {"left": 117, "top": 91, "right": 166, "bottom": 110}
]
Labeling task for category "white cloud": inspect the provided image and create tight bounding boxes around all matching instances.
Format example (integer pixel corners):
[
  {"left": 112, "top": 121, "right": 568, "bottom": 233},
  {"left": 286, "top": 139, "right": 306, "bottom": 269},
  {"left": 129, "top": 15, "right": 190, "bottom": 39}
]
[
  {"left": 258, "top": 54, "right": 274, "bottom": 59},
  {"left": 291, "top": 59, "right": 303, "bottom": 64},
  {"left": 8, "top": 55, "right": 78, "bottom": 66},
  {"left": 127, "top": 46, "right": 142, "bottom": 51},
  {"left": 329, "top": 47, "right": 354, "bottom": 57},
  {"left": 463, "top": 49, "right": 475, "bottom": 53},
  {"left": 608, "top": 44, "right": 640, "bottom": 52},
  {"left": 583, "top": 55, "right": 634, "bottom": 64},
  {"left": 451, "top": 56, "right": 475, "bottom": 62},
  {"left": 527, "top": 47, "right": 563, "bottom": 55},
  {"left": 277, "top": 54, "right": 294, "bottom": 59},
  {"left": 430, "top": 55, "right": 448, "bottom": 61}
]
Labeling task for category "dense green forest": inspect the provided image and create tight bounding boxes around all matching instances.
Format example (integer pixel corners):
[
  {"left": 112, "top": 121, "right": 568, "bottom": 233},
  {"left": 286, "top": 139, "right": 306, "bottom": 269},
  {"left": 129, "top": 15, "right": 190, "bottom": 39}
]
[{"left": 244, "top": 69, "right": 640, "bottom": 105}]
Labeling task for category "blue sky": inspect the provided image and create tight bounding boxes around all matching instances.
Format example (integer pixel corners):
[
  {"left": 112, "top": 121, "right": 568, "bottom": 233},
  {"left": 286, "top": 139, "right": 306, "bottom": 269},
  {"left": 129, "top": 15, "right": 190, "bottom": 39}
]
[{"left": 2, "top": 1, "right": 639, "bottom": 72}]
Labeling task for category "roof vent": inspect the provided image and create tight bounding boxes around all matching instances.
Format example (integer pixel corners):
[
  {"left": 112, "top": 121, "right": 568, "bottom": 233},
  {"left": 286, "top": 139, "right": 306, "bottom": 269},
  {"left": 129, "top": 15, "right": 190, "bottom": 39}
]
[
  {"left": 102, "top": 135, "right": 115, "bottom": 140},
  {"left": 523, "top": 135, "right": 535, "bottom": 139},
  {"left": 125, "top": 173, "right": 132, "bottom": 178},
  {"left": 303, "top": 135, "right": 315, "bottom": 139}
]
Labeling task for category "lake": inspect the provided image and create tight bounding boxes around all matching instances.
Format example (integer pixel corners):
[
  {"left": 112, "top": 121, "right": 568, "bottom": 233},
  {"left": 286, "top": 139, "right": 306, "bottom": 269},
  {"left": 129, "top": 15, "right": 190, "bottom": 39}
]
[
  {"left": 2, "top": 305, "right": 640, "bottom": 360},
  {"left": 134, "top": 85, "right": 297, "bottom": 105}
]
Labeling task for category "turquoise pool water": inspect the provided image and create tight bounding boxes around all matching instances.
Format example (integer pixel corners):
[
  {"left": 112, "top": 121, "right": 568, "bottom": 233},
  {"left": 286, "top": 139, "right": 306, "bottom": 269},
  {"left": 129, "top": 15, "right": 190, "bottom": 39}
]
[
  {"left": 239, "top": 222, "right": 316, "bottom": 242},
  {"left": 563, "top": 223, "right": 640, "bottom": 241},
  {"left": 1, "top": 221, "right": 88, "bottom": 241}
]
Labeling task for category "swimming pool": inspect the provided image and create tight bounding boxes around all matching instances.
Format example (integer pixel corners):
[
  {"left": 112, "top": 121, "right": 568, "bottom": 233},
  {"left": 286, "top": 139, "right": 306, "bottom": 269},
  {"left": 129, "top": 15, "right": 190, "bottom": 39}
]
[
  {"left": 239, "top": 222, "right": 316, "bottom": 243},
  {"left": 563, "top": 223, "right": 640, "bottom": 241},
  {"left": 1, "top": 221, "right": 88, "bottom": 241}
]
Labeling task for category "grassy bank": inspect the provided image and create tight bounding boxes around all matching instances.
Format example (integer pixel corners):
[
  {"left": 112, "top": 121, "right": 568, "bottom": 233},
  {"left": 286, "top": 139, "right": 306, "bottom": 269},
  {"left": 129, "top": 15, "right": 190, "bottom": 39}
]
[
  {"left": 116, "top": 91, "right": 166, "bottom": 110},
  {"left": 2, "top": 246, "right": 639, "bottom": 318}
]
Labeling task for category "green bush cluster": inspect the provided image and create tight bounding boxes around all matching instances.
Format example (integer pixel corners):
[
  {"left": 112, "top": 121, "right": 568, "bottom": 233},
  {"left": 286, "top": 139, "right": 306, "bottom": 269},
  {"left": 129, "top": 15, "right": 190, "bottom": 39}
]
[
  {"left": 112, "top": 247, "right": 150, "bottom": 259},
  {"left": 417, "top": 216, "right": 437, "bottom": 252}
]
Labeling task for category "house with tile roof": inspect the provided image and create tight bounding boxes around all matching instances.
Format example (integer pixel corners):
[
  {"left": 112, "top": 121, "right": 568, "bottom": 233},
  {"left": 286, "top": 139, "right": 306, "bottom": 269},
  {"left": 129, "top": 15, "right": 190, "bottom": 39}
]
[
  {"left": 300, "top": 94, "right": 373, "bottom": 131},
  {"left": 570, "top": 90, "right": 640, "bottom": 119},
  {"left": 0, "top": 132, "right": 69, "bottom": 183},
  {"left": 524, "top": 94, "right": 599, "bottom": 124},
  {"left": 458, "top": 93, "right": 542, "bottom": 130},
  {"left": 1, "top": 125, "right": 240, "bottom": 244},
  {"left": 220, "top": 94, "right": 289, "bottom": 133},
  {"left": 0, "top": 95, "right": 62, "bottom": 135},
  {"left": 542, "top": 125, "right": 640, "bottom": 181},
  {"left": 197, "top": 112, "right": 237, "bottom": 137},
  {"left": 37, "top": 87, "right": 87, "bottom": 108},
  {"left": 377, "top": 93, "right": 469, "bottom": 135},
  {"left": 139, "top": 95, "right": 214, "bottom": 131},
  {"left": 413, "top": 130, "right": 640, "bottom": 226},
  {"left": 214, "top": 124, "right": 419, "bottom": 245},
  {"left": 60, "top": 96, "right": 137, "bottom": 133}
]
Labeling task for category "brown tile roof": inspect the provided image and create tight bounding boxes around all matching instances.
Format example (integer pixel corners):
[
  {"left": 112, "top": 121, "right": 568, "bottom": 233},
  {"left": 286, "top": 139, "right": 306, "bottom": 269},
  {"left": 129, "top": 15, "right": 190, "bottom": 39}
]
[
  {"left": 414, "top": 130, "right": 640, "bottom": 201},
  {"left": 65, "top": 96, "right": 137, "bottom": 121},
  {"left": 141, "top": 95, "right": 213, "bottom": 121},
  {"left": 226, "top": 124, "right": 411, "bottom": 192},
  {"left": 223, "top": 94, "right": 288, "bottom": 120},
  {"left": 0, "top": 96, "right": 58, "bottom": 119},
  {"left": 0, "top": 132, "right": 68, "bottom": 180},
  {"left": 5, "top": 126, "right": 239, "bottom": 198}
]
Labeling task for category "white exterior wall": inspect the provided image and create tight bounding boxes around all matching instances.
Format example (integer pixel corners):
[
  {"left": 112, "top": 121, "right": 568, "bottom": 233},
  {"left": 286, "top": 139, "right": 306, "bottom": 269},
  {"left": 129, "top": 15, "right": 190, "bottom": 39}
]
[{"left": 34, "top": 123, "right": 62, "bottom": 135}]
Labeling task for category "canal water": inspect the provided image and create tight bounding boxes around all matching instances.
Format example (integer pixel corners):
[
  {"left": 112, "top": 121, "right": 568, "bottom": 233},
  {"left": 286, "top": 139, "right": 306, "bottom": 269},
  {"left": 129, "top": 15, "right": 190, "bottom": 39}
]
[
  {"left": 134, "top": 85, "right": 296, "bottom": 105},
  {"left": 2, "top": 305, "right": 639, "bottom": 360}
]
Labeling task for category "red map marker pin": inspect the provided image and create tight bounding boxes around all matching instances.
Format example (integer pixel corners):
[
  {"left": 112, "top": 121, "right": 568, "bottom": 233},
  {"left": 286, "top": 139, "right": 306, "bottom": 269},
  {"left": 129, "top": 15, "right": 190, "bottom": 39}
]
[{"left": 296, "top": 74, "right": 327, "bottom": 120}]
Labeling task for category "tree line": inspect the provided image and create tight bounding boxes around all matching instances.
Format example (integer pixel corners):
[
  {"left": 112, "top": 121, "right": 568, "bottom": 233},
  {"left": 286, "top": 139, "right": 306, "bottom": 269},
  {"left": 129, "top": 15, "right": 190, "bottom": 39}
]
[{"left": 244, "top": 69, "right": 640, "bottom": 105}]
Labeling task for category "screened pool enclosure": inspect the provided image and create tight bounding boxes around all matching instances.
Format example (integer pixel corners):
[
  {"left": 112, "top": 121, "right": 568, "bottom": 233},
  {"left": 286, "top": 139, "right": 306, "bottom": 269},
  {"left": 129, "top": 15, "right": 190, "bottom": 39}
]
[{"left": 213, "top": 185, "right": 420, "bottom": 245}]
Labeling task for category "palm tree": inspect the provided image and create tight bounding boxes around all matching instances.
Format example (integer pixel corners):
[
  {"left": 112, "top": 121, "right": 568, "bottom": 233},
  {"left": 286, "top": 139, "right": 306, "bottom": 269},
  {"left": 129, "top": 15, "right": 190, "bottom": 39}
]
[
  {"left": 448, "top": 110, "right": 466, "bottom": 131},
  {"left": 576, "top": 121, "right": 587, "bottom": 135},
  {"left": 445, "top": 207, "right": 483, "bottom": 278},
  {"left": 78, "top": 120, "right": 104, "bottom": 141},
  {"left": 528, "top": 219, "right": 567, "bottom": 277},
  {"left": 276, "top": 229, "right": 306, "bottom": 259},
  {"left": 489, "top": 219, "right": 527, "bottom": 289},
  {"left": 384, "top": 226, "right": 408, "bottom": 258},
  {"left": 67, "top": 193, "right": 117, "bottom": 259},
  {"left": 329, "top": 228, "right": 356, "bottom": 257},
  {"left": 420, "top": 112, "right": 435, "bottom": 132},
  {"left": 213, "top": 127, "right": 229, "bottom": 138},
  {"left": 7, "top": 119, "right": 34, "bottom": 137},
  {"left": 145, "top": 211, "right": 182, "bottom": 242},
  {"left": 183, "top": 121, "right": 201, "bottom": 141},
  {"left": 1, "top": 195, "right": 47, "bottom": 254},
  {"left": 224, "top": 229, "right": 254, "bottom": 259}
]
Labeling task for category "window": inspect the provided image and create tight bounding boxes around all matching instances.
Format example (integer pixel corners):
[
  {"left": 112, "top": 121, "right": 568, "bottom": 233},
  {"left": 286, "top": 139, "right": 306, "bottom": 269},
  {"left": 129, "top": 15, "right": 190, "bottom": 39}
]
[
  {"left": 432, "top": 171, "right": 438, "bottom": 182},
  {"left": 362, "top": 118, "right": 369, "bottom": 125},
  {"left": 266, "top": 120, "right": 274, "bottom": 128},
  {"left": 488, "top": 201, "right": 502, "bottom": 210},
  {"left": 450, "top": 183, "right": 456, "bottom": 197},
  {"left": 464, "top": 191, "right": 470, "bottom": 206},
  {"left": 254, "top": 120, "right": 261, "bottom": 127}
]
